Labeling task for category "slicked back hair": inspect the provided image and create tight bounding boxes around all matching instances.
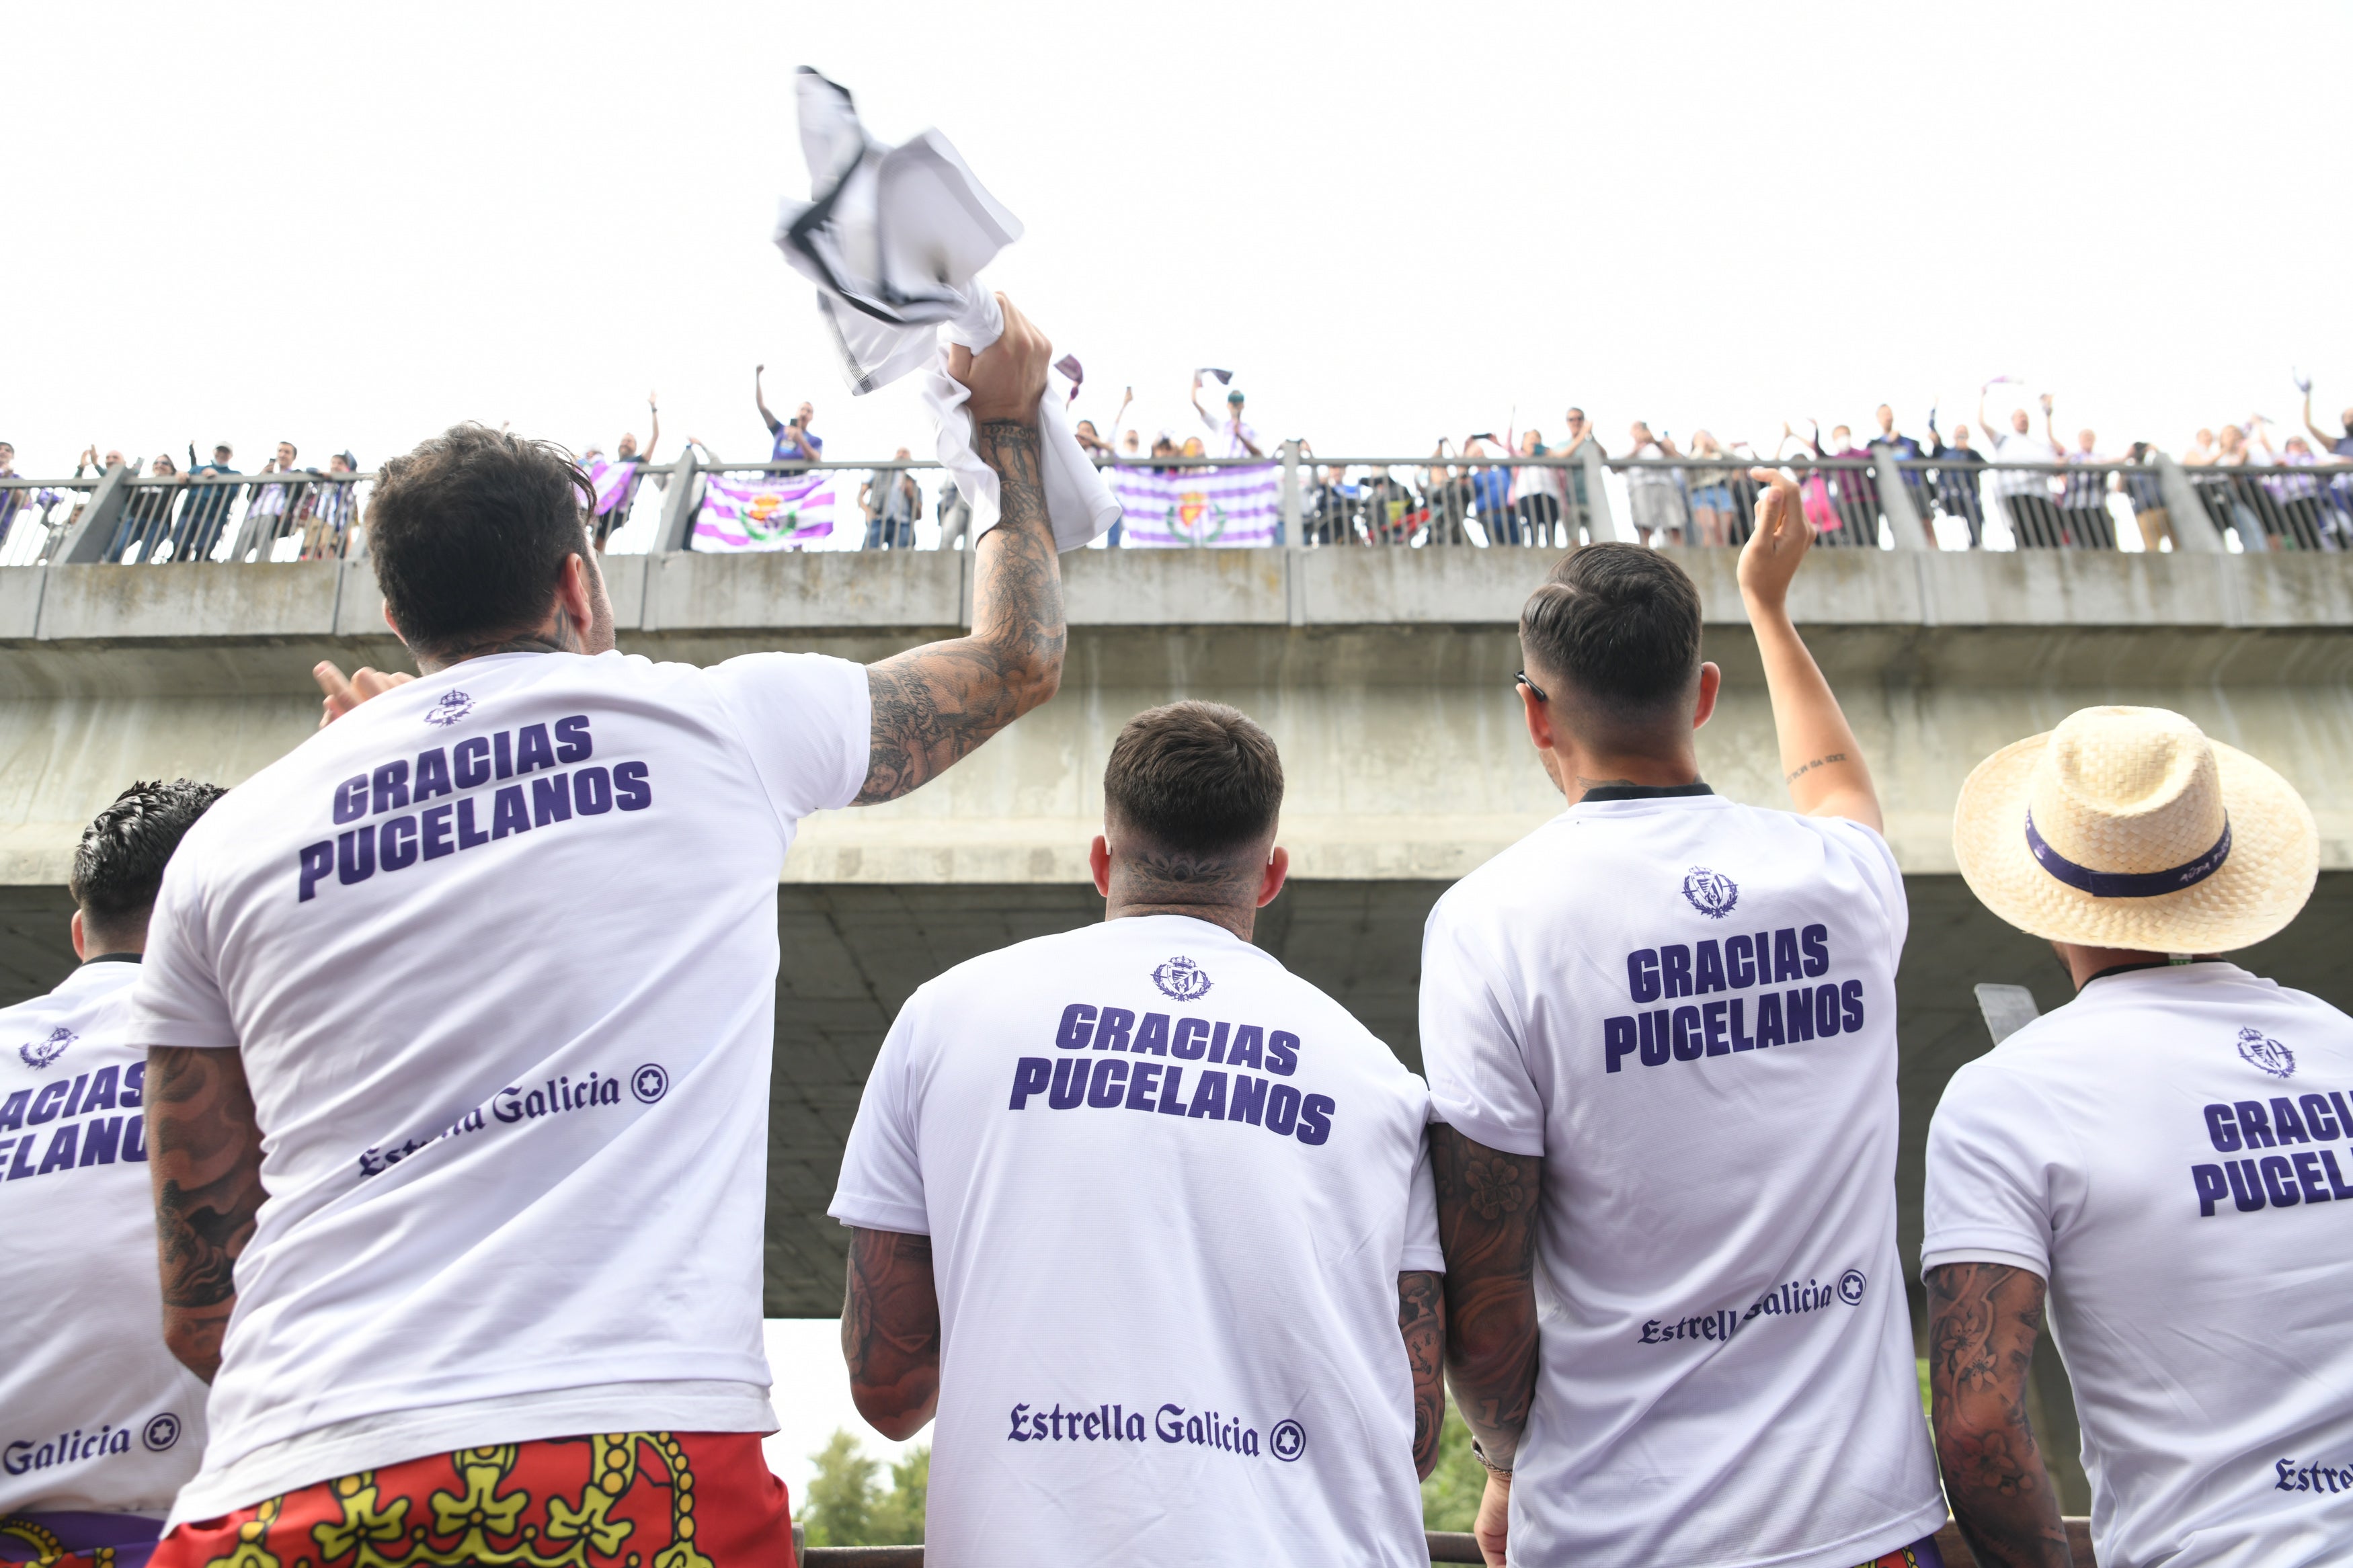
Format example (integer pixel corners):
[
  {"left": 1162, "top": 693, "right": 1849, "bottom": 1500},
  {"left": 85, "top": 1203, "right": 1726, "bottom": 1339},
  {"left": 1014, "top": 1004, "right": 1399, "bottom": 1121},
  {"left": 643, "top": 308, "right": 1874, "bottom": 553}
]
[
  {"left": 1519, "top": 543, "right": 1704, "bottom": 730},
  {"left": 71, "top": 780, "right": 228, "bottom": 934},
  {"left": 368, "top": 423, "right": 594, "bottom": 663},
  {"left": 1103, "top": 702, "right": 1284, "bottom": 863}
]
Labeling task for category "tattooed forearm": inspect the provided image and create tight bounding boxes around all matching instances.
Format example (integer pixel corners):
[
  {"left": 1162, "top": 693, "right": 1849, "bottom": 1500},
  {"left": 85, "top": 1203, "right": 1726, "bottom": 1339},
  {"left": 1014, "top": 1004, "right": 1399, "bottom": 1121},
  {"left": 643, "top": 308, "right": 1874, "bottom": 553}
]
[
  {"left": 842, "top": 1227, "right": 943, "bottom": 1440},
  {"left": 856, "top": 421, "right": 1065, "bottom": 804},
  {"left": 147, "top": 1046, "right": 267, "bottom": 1383},
  {"left": 1398, "top": 1270, "right": 1447, "bottom": 1479},
  {"left": 1784, "top": 752, "right": 1849, "bottom": 784},
  {"left": 1927, "top": 1262, "right": 2071, "bottom": 1568},
  {"left": 1429, "top": 1124, "right": 1542, "bottom": 1468}
]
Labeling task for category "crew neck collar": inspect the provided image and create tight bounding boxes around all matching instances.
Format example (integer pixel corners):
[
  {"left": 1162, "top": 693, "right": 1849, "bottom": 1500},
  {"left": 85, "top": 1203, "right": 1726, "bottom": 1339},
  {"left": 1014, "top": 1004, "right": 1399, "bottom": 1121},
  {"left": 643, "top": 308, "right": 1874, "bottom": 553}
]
[
  {"left": 80, "top": 952, "right": 143, "bottom": 966},
  {"left": 1577, "top": 782, "right": 1714, "bottom": 803}
]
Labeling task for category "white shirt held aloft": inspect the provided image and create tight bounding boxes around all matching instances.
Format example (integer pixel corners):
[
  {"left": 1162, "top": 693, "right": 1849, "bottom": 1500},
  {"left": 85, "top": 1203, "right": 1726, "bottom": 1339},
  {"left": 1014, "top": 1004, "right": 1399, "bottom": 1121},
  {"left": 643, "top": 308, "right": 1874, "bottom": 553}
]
[
  {"left": 0, "top": 959, "right": 209, "bottom": 1520},
  {"left": 831, "top": 914, "right": 1441, "bottom": 1568},
  {"left": 1923, "top": 962, "right": 2353, "bottom": 1568},
  {"left": 130, "top": 649, "right": 871, "bottom": 1526},
  {"left": 1419, "top": 790, "right": 1944, "bottom": 1568}
]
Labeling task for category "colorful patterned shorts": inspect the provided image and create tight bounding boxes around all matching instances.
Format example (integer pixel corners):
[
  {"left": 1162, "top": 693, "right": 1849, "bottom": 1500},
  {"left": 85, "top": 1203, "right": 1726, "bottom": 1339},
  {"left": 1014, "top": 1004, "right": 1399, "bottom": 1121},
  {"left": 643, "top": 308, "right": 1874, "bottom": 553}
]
[
  {"left": 0, "top": 1511, "right": 163, "bottom": 1568},
  {"left": 1860, "top": 1538, "right": 1945, "bottom": 1568},
  {"left": 151, "top": 1432, "right": 793, "bottom": 1568}
]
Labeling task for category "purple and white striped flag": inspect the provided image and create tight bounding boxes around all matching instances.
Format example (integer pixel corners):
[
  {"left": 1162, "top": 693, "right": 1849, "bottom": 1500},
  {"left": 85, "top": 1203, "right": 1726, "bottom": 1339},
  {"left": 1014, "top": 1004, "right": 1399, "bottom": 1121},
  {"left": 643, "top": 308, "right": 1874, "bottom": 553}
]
[
  {"left": 694, "top": 471, "right": 835, "bottom": 550},
  {"left": 1106, "top": 462, "right": 1280, "bottom": 548},
  {"left": 584, "top": 458, "right": 639, "bottom": 518}
]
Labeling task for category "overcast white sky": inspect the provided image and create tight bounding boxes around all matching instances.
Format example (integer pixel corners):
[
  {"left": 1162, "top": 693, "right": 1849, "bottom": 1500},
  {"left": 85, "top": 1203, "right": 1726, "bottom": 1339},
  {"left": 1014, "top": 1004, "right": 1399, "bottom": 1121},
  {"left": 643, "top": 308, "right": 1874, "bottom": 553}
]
[{"left": 11, "top": 0, "right": 2352, "bottom": 495}]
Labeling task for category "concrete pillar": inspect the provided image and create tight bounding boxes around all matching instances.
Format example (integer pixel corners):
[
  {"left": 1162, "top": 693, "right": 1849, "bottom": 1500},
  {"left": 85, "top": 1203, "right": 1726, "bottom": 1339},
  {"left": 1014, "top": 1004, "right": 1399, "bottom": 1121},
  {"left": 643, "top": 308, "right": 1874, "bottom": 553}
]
[
  {"left": 52, "top": 464, "right": 133, "bottom": 564},
  {"left": 1579, "top": 442, "right": 1630, "bottom": 543},
  {"left": 2153, "top": 455, "right": 2225, "bottom": 552},
  {"left": 655, "top": 452, "right": 703, "bottom": 554},
  {"left": 1278, "top": 439, "right": 1302, "bottom": 547},
  {"left": 1875, "top": 451, "right": 1927, "bottom": 550}
]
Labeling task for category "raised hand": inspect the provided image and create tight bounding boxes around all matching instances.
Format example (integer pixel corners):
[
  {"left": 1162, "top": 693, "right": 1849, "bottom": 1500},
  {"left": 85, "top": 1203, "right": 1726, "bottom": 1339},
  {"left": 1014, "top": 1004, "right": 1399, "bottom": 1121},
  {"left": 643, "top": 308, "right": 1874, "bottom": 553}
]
[
  {"left": 313, "top": 660, "right": 415, "bottom": 728},
  {"left": 1740, "top": 467, "right": 1815, "bottom": 612},
  {"left": 949, "top": 294, "right": 1050, "bottom": 427}
]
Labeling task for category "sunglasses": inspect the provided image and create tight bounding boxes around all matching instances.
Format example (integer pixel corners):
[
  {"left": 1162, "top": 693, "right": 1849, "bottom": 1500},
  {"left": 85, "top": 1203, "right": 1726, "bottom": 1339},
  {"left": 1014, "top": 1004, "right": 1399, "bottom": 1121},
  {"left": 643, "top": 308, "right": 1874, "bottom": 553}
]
[{"left": 1514, "top": 670, "right": 1549, "bottom": 702}]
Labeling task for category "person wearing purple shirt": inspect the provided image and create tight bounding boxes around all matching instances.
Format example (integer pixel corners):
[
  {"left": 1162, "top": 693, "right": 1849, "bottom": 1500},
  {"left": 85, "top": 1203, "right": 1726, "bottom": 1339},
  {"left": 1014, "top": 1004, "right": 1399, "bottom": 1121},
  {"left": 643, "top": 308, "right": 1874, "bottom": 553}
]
[{"left": 754, "top": 364, "right": 823, "bottom": 466}]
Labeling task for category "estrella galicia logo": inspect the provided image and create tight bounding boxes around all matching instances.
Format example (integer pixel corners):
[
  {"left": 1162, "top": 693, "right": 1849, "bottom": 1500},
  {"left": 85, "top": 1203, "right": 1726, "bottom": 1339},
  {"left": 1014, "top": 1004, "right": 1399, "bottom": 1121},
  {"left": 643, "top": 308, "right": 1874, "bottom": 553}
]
[
  {"left": 1681, "top": 867, "right": 1739, "bottom": 920},
  {"left": 630, "top": 1063, "right": 670, "bottom": 1104},
  {"left": 1152, "top": 957, "right": 1213, "bottom": 1002},
  {"left": 1269, "top": 1419, "right": 1306, "bottom": 1462},
  {"left": 424, "top": 690, "right": 474, "bottom": 728},
  {"left": 2236, "top": 1026, "right": 2295, "bottom": 1080},
  {"left": 142, "top": 1413, "right": 182, "bottom": 1452},
  {"left": 18, "top": 1026, "right": 74, "bottom": 1071},
  {"left": 1836, "top": 1269, "right": 1868, "bottom": 1306}
]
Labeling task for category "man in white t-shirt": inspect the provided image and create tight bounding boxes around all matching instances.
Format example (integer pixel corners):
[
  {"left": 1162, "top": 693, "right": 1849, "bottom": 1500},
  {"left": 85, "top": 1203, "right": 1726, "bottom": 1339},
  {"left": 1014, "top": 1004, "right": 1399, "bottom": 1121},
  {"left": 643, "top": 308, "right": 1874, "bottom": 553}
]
[
  {"left": 1979, "top": 386, "right": 2065, "bottom": 545},
  {"left": 1420, "top": 470, "right": 1947, "bottom": 1568},
  {"left": 1924, "top": 705, "right": 2340, "bottom": 1568},
  {"left": 130, "top": 300, "right": 1065, "bottom": 1568},
  {"left": 1, "top": 781, "right": 224, "bottom": 1568},
  {"left": 1190, "top": 372, "right": 1264, "bottom": 458},
  {"left": 829, "top": 700, "right": 1444, "bottom": 1567}
]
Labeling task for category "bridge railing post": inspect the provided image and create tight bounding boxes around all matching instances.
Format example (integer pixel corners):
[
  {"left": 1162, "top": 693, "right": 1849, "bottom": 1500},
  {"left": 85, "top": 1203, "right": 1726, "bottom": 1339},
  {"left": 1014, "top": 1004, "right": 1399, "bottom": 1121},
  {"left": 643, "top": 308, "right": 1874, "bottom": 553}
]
[
  {"left": 1278, "top": 440, "right": 1302, "bottom": 548},
  {"left": 52, "top": 464, "right": 134, "bottom": 564},
  {"left": 655, "top": 453, "right": 702, "bottom": 554}
]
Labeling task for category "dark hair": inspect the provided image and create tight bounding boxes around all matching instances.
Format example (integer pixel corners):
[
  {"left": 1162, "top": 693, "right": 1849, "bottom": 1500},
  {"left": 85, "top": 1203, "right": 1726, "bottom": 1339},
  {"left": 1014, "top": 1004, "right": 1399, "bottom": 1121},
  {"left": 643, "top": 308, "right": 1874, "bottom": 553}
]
[
  {"left": 368, "top": 423, "right": 593, "bottom": 660},
  {"left": 1519, "top": 543, "right": 1703, "bottom": 723},
  {"left": 1103, "top": 702, "right": 1284, "bottom": 859},
  {"left": 70, "top": 780, "right": 228, "bottom": 929}
]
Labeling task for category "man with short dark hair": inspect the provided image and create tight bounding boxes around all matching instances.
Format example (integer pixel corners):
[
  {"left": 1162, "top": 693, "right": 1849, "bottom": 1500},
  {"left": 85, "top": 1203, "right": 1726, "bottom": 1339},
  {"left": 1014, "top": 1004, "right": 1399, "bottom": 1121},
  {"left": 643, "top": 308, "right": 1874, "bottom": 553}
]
[
  {"left": 1423, "top": 474, "right": 1945, "bottom": 1568},
  {"left": 1, "top": 780, "right": 226, "bottom": 1568},
  {"left": 830, "top": 700, "right": 1445, "bottom": 1567},
  {"left": 175, "top": 443, "right": 239, "bottom": 563},
  {"left": 133, "top": 299, "right": 1067, "bottom": 1568}
]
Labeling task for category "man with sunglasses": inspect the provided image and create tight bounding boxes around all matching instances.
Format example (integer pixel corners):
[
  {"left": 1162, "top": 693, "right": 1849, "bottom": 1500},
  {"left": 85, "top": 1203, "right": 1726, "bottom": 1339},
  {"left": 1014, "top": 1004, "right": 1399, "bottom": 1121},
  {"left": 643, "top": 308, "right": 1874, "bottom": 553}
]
[{"left": 1421, "top": 471, "right": 1945, "bottom": 1568}]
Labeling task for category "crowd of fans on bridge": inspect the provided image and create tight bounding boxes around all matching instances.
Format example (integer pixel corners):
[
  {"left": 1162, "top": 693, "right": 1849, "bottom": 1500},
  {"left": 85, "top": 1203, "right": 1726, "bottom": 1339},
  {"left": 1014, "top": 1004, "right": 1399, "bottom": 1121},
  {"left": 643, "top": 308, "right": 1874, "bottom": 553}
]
[{"left": 7, "top": 376, "right": 2352, "bottom": 563}]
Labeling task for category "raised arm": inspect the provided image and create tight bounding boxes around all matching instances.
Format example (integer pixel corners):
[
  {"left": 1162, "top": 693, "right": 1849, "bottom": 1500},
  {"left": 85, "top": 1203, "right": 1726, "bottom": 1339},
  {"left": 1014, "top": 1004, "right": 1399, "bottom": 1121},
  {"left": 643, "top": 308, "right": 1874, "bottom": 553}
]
[
  {"left": 1429, "top": 1123, "right": 1542, "bottom": 1568},
  {"left": 643, "top": 393, "right": 660, "bottom": 461},
  {"left": 1739, "top": 468, "right": 1882, "bottom": 829},
  {"left": 1927, "top": 1262, "right": 2071, "bottom": 1568},
  {"left": 1399, "top": 1270, "right": 1446, "bottom": 1481},
  {"left": 842, "top": 1227, "right": 941, "bottom": 1441},
  {"left": 147, "top": 1045, "right": 267, "bottom": 1383},
  {"left": 856, "top": 295, "right": 1064, "bottom": 803},
  {"left": 2301, "top": 387, "right": 2339, "bottom": 449},
  {"left": 754, "top": 365, "right": 780, "bottom": 435}
]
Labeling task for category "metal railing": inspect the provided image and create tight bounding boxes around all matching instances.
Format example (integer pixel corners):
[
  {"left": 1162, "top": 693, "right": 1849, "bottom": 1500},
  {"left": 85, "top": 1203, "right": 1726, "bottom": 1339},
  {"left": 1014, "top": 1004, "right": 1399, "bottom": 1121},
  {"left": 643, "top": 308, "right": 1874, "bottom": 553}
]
[{"left": 11, "top": 444, "right": 2351, "bottom": 564}]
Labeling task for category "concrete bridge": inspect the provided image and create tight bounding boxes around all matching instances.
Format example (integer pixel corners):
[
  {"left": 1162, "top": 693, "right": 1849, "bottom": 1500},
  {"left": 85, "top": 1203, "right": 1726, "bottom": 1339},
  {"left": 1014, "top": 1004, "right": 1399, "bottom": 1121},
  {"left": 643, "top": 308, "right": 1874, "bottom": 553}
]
[{"left": 5, "top": 548, "right": 2350, "bottom": 1339}]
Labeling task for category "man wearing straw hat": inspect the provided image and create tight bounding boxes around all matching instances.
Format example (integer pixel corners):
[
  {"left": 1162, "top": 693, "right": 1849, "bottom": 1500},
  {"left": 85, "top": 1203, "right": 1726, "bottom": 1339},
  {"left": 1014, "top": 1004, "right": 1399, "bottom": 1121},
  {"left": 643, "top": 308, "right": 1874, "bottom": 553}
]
[{"left": 1923, "top": 706, "right": 2345, "bottom": 1568}]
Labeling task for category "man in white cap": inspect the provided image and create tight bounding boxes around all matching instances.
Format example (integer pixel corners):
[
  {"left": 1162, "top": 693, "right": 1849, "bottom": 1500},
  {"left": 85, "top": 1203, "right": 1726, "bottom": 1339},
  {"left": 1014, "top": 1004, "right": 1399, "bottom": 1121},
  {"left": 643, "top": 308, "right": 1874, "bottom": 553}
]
[{"left": 1925, "top": 706, "right": 2342, "bottom": 1568}]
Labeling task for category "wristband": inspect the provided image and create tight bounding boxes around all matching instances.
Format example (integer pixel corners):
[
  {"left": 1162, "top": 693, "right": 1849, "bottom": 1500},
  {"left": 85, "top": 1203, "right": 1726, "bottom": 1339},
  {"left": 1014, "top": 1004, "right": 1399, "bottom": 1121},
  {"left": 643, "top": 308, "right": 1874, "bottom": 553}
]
[{"left": 1472, "top": 1438, "right": 1513, "bottom": 1478}]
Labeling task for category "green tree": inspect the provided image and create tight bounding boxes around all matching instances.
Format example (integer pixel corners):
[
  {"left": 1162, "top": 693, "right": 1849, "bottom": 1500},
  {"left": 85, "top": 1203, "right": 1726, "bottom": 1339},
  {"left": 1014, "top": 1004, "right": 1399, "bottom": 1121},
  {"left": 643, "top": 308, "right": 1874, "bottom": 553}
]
[
  {"left": 1421, "top": 1399, "right": 1486, "bottom": 1534},
  {"left": 797, "top": 1430, "right": 928, "bottom": 1548}
]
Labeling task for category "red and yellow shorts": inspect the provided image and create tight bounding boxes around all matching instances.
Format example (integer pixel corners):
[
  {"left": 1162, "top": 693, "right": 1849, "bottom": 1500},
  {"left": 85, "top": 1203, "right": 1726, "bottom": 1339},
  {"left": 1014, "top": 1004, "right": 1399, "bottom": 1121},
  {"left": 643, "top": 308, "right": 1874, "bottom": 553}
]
[
  {"left": 152, "top": 1432, "right": 793, "bottom": 1568},
  {"left": 1860, "top": 1539, "right": 1946, "bottom": 1568}
]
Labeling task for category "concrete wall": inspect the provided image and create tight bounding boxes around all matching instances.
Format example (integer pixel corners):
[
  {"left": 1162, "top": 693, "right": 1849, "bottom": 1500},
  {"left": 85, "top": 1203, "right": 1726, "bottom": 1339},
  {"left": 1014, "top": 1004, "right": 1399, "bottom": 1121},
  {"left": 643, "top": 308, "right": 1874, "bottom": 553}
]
[{"left": 5, "top": 549, "right": 2351, "bottom": 886}]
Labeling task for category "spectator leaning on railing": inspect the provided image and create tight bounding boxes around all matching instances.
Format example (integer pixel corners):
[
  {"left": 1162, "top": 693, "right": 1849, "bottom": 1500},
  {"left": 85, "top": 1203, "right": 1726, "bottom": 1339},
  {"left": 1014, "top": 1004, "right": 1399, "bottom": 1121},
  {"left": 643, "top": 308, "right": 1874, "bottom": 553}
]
[
  {"left": 2057, "top": 424, "right": 2116, "bottom": 549},
  {"left": 177, "top": 442, "right": 241, "bottom": 563},
  {"left": 1191, "top": 372, "right": 1265, "bottom": 458},
  {"left": 1979, "top": 388, "right": 2063, "bottom": 545},
  {"left": 303, "top": 452, "right": 360, "bottom": 561},
  {"left": 860, "top": 448, "right": 920, "bottom": 550},
  {"left": 2119, "top": 442, "right": 2173, "bottom": 552},
  {"left": 1623, "top": 419, "right": 1687, "bottom": 546},
  {"left": 756, "top": 364, "right": 822, "bottom": 466}
]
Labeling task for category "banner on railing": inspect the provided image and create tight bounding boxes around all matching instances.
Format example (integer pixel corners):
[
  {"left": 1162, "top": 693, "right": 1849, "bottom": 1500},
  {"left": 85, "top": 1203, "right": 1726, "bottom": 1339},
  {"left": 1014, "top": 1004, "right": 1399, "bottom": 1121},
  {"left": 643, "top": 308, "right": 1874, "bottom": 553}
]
[
  {"left": 1107, "top": 463, "right": 1280, "bottom": 548},
  {"left": 584, "top": 459, "right": 640, "bottom": 518},
  {"left": 693, "top": 472, "right": 836, "bottom": 550}
]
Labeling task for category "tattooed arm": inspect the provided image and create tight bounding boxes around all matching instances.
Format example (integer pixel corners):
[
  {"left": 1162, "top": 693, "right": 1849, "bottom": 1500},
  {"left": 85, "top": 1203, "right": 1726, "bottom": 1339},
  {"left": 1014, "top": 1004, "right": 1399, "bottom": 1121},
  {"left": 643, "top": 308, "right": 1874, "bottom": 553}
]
[
  {"left": 1398, "top": 1270, "right": 1447, "bottom": 1480},
  {"left": 147, "top": 1046, "right": 266, "bottom": 1383},
  {"left": 1429, "top": 1124, "right": 1542, "bottom": 1567},
  {"left": 858, "top": 296, "right": 1066, "bottom": 804},
  {"left": 1927, "top": 1262, "right": 2071, "bottom": 1568},
  {"left": 842, "top": 1227, "right": 942, "bottom": 1441}
]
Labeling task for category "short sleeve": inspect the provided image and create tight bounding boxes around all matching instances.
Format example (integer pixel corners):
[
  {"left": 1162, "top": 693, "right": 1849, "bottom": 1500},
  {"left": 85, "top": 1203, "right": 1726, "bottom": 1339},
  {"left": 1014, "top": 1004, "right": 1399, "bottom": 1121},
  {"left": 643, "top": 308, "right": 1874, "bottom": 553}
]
[
  {"left": 1417, "top": 891, "right": 1546, "bottom": 1158},
  {"left": 124, "top": 843, "right": 237, "bottom": 1052},
  {"left": 1919, "top": 1059, "right": 2065, "bottom": 1282},
  {"left": 703, "top": 653, "right": 871, "bottom": 827},
  {"left": 1817, "top": 816, "right": 1909, "bottom": 971},
  {"left": 1400, "top": 1133, "right": 1444, "bottom": 1274},
  {"left": 828, "top": 996, "right": 930, "bottom": 1237}
]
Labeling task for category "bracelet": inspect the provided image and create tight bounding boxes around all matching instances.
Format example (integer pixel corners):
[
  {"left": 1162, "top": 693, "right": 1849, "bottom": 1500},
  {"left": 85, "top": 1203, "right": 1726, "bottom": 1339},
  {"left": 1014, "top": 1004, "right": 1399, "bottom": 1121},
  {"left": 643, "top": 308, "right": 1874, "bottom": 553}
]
[{"left": 1471, "top": 1438, "right": 1513, "bottom": 1479}]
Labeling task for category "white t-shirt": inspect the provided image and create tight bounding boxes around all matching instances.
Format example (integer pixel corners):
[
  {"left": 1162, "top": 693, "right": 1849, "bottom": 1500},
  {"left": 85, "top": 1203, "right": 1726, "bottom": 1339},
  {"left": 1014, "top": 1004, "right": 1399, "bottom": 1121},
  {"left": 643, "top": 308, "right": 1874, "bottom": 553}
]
[
  {"left": 1419, "top": 790, "right": 1944, "bottom": 1568},
  {"left": 830, "top": 914, "right": 1442, "bottom": 1568},
  {"left": 1196, "top": 406, "right": 1263, "bottom": 459},
  {"left": 128, "top": 648, "right": 870, "bottom": 1525},
  {"left": 1923, "top": 963, "right": 2353, "bottom": 1568},
  {"left": 1993, "top": 429, "right": 2059, "bottom": 495},
  {"left": 0, "top": 958, "right": 209, "bottom": 1520}
]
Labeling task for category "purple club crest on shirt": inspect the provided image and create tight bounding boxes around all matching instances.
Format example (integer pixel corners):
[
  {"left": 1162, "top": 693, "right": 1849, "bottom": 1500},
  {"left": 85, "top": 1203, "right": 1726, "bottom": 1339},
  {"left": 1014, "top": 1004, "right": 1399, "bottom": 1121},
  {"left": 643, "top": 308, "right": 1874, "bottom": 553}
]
[
  {"left": 425, "top": 690, "right": 474, "bottom": 727},
  {"left": 2235, "top": 1026, "right": 2295, "bottom": 1080},
  {"left": 19, "top": 1026, "right": 73, "bottom": 1069},
  {"left": 1681, "top": 868, "right": 1739, "bottom": 920},
  {"left": 1152, "top": 957, "right": 1213, "bottom": 1002}
]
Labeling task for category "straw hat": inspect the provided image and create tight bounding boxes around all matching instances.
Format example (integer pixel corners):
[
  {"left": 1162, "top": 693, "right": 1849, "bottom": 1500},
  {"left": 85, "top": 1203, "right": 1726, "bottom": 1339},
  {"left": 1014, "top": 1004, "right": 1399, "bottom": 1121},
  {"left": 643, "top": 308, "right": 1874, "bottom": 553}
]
[{"left": 1953, "top": 706, "right": 2317, "bottom": 952}]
